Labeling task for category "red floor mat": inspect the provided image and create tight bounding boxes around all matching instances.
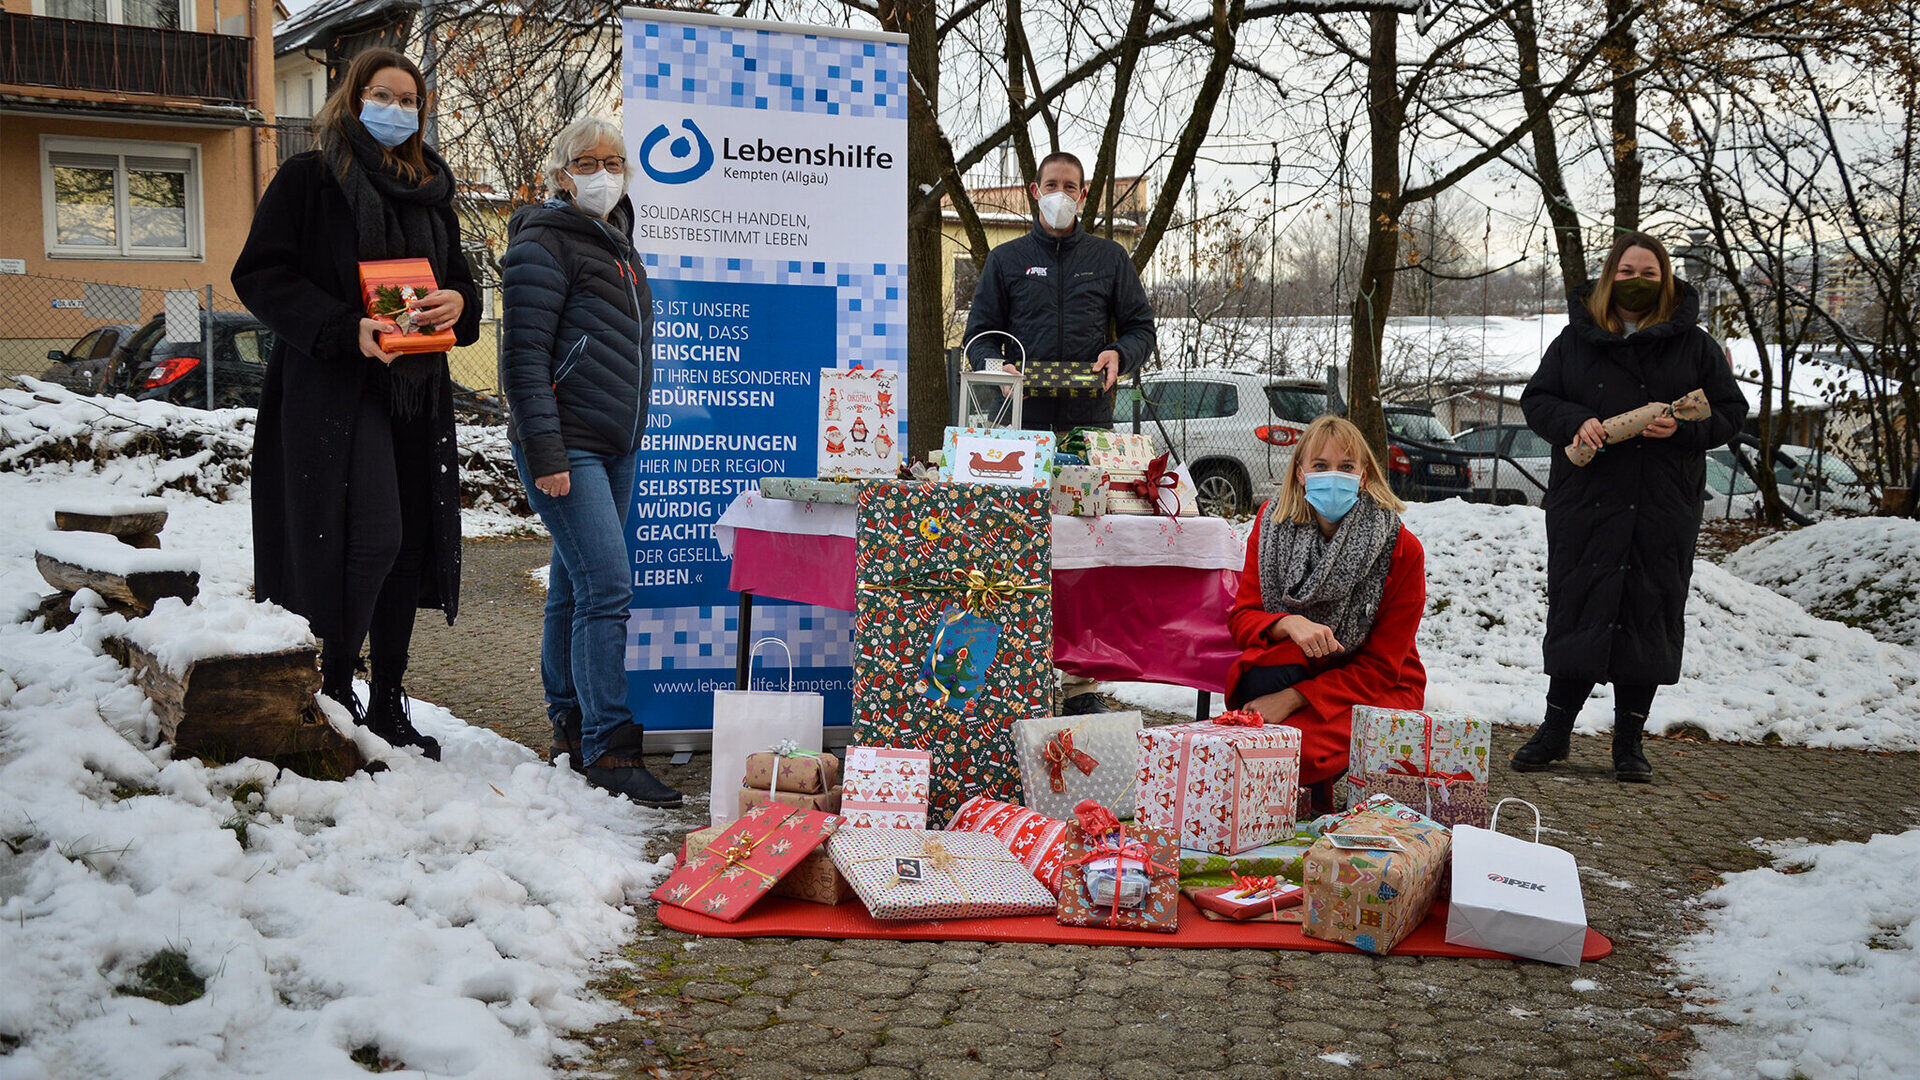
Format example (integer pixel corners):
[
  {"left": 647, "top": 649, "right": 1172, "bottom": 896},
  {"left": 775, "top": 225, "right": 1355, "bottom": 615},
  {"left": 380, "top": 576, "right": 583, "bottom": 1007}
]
[{"left": 658, "top": 895, "right": 1613, "bottom": 961}]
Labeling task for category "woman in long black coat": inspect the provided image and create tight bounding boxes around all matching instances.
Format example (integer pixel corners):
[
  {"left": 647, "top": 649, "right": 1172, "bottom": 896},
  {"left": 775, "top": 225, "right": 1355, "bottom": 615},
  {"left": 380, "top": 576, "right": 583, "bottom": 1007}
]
[
  {"left": 1514, "top": 232, "right": 1747, "bottom": 781},
  {"left": 232, "top": 48, "right": 480, "bottom": 758}
]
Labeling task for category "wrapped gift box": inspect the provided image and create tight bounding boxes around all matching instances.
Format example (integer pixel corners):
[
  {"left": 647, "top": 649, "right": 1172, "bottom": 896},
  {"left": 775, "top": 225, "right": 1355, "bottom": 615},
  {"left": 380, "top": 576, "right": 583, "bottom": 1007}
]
[
  {"left": 842, "top": 745, "right": 932, "bottom": 829},
  {"left": 1055, "top": 819, "right": 1180, "bottom": 933},
  {"left": 1078, "top": 430, "right": 1155, "bottom": 468},
  {"left": 818, "top": 366, "right": 900, "bottom": 479},
  {"left": 685, "top": 824, "right": 855, "bottom": 905},
  {"left": 759, "top": 477, "right": 864, "bottom": 505},
  {"left": 1190, "top": 878, "right": 1304, "bottom": 921},
  {"left": 1050, "top": 465, "right": 1110, "bottom": 517},
  {"left": 828, "top": 829, "right": 1055, "bottom": 920},
  {"left": 1301, "top": 808, "right": 1452, "bottom": 954},
  {"left": 1307, "top": 792, "right": 1444, "bottom": 838},
  {"left": 1346, "top": 772, "right": 1488, "bottom": 830},
  {"left": 1137, "top": 715, "right": 1303, "bottom": 854},
  {"left": 650, "top": 804, "right": 841, "bottom": 922},
  {"left": 939, "top": 427, "right": 1058, "bottom": 489},
  {"left": 1102, "top": 462, "right": 1200, "bottom": 518},
  {"left": 1178, "top": 839, "right": 1313, "bottom": 885},
  {"left": 739, "top": 785, "right": 843, "bottom": 817},
  {"left": 1012, "top": 712, "right": 1143, "bottom": 821},
  {"left": 1344, "top": 706, "right": 1492, "bottom": 829},
  {"left": 947, "top": 795, "right": 1071, "bottom": 894},
  {"left": 743, "top": 749, "right": 840, "bottom": 795},
  {"left": 853, "top": 483, "right": 1053, "bottom": 824}
]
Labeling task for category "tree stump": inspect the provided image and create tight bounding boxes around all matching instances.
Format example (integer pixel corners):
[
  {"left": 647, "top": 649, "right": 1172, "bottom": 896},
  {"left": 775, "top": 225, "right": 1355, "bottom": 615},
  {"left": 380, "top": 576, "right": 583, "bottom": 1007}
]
[
  {"left": 54, "top": 509, "right": 167, "bottom": 549},
  {"left": 36, "top": 553, "right": 198, "bottom": 614},
  {"left": 105, "top": 638, "right": 366, "bottom": 778}
]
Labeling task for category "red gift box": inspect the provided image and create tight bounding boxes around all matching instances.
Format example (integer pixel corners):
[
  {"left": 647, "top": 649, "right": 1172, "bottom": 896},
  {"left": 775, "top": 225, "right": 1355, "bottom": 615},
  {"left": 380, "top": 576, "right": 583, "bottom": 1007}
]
[
  {"left": 947, "top": 795, "right": 1071, "bottom": 894},
  {"left": 1190, "top": 875, "right": 1304, "bottom": 921},
  {"left": 649, "top": 803, "right": 841, "bottom": 922}
]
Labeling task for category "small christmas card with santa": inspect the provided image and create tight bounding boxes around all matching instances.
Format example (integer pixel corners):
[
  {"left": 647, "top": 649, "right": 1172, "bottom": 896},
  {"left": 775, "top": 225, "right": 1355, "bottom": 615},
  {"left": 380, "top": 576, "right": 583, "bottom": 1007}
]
[
  {"left": 841, "top": 745, "right": 932, "bottom": 830},
  {"left": 817, "top": 366, "right": 899, "bottom": 480}
]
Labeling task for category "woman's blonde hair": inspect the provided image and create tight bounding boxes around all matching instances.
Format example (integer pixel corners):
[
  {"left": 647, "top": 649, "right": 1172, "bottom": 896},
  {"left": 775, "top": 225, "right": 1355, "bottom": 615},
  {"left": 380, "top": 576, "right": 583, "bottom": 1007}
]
[
  {"left": 1585, "top": 231, "right": 1679, "bottom": 335},
  {"left": 545, "top": 116, "right": 629, "bottom": 196},
  {"left": 1271, "top": 414, "right": 1406, "bottom": 524}
]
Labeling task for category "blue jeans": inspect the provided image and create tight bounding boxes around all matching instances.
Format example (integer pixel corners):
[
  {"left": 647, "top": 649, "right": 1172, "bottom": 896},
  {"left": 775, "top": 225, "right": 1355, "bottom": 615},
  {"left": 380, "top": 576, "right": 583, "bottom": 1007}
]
[{"left": 513, "top": 443, "right": 636, "bottom": 766}]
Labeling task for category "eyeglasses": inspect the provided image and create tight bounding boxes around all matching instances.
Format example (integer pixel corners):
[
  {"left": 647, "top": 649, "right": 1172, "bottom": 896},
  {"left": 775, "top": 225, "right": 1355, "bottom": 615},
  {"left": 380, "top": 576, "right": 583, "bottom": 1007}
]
[
  {"left": 362, "top": 86, "right": 422, "bottom": 110},
  {"left": 568, "top": 156, "right": 626, "bottom": 175}
]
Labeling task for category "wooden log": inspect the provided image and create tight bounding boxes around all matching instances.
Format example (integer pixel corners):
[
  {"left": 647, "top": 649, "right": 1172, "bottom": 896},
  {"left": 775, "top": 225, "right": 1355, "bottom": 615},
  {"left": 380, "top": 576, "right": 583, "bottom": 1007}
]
[
  {"left": 36, "top": 553, "right": 198, "bottom": 614},
  {"left": 54, "top": 509, "right": 169, "bottom": 540},
  {"left": 109, "top": 638, "right": 365, "bottom": 777}
]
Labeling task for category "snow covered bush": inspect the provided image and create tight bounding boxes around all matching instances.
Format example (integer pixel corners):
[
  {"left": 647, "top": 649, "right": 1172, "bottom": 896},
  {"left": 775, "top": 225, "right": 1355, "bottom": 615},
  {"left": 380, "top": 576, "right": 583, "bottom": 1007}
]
[{"left": 1723, "top": 517, "right": 1920, "bottom": 648}]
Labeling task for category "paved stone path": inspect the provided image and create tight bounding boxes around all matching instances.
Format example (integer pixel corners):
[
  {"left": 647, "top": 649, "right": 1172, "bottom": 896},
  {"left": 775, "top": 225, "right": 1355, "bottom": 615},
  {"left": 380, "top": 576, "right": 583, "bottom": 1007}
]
[{"left": 412, "top": 538, "right": 1920, "bottom": 1080}]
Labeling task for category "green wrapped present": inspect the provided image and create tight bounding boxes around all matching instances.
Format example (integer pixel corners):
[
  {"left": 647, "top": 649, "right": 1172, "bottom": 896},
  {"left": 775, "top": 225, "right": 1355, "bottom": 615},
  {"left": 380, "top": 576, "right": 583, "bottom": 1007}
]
[{"left": 1177, "top": 838, "right": 1316, "bottom": 886}]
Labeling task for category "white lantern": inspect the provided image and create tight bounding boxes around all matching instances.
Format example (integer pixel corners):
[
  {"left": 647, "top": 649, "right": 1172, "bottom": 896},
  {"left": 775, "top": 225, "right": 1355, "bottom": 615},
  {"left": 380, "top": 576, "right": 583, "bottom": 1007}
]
[{"left": 958, "top": 330, "right": 1026, "bottom": 430}]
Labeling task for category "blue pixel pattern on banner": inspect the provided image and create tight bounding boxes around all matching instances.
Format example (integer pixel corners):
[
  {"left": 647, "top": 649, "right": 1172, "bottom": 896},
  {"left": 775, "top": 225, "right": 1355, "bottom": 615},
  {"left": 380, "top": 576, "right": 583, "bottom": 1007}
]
[{"left": 623, "top": 12, "right": 908, "bottom": 743}]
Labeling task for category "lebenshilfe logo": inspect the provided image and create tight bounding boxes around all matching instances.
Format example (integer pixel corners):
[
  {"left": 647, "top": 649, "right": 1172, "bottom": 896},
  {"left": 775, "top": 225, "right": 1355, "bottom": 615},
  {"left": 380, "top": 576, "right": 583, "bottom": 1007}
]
[
  {"left": 1488, "top": 873, "right": 1547, "bottom": 892},
  {"left": 640, "top": 119, "right": 715, "bottom": 184}
]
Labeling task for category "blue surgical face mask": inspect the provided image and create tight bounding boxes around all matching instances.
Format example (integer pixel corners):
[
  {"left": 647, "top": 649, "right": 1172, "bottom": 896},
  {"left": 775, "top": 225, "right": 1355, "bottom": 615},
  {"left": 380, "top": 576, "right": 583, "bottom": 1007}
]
[
  {"left": 1302, "top": 470, "right": 1362, "bottom": 522},
  {"left": 359, "top": 101, "right": 420, "bottom": 148}
]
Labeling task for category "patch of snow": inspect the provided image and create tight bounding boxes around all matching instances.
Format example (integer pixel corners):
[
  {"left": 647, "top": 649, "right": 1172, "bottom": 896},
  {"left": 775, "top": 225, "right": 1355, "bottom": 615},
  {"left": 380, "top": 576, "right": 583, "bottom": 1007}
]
[
  {"left": 1723, "top": 518, "right": 1920, "bottom": 648},
  {"left": 1571, "top": 978, "right": 1600, "bottom": 992},
  {"left": 1673, "top": 830, "right": 1920, "bottom": 1080},
  {"left": 532, "top": 563, "right": 552, "bottom": 589},
  {"left": 110, "top": 594, "right": 316, "bottom": 677},
  {"left": 51, "top": 495, "right": 169, "bottom": 518},
  {"left": 1317, "top": 1051, "right": 1357, "bottom": 1066},
  {"left": 34, "top": 531, "right": 201, "bottom": 576}
]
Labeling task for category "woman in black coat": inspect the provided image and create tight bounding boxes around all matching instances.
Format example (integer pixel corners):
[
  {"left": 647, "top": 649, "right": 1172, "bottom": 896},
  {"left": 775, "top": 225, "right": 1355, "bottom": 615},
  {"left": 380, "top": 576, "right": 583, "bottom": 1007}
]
[
  {"left": 232, "top": 48, "right": 481, "bottom": 758},
  {"left": 1514, "top": 232, "right": 1747, "bottom": 781}
]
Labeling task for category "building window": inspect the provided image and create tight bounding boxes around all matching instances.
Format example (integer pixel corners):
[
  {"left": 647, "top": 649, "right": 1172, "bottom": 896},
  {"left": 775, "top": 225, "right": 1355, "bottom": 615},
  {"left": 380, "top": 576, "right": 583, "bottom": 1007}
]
[
  {"left": 42, "top": 138, "right": 203, "bottom": 260},
  {"left": 38, "top": 0, "right": 191, "bottom": 30}
]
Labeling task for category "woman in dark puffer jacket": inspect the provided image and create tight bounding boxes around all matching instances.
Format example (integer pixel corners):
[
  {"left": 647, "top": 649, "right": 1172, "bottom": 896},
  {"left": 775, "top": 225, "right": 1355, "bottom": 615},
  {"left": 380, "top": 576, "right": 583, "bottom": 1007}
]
[{"left": 500, "top": 116, "right": 680, "bottom": 807}]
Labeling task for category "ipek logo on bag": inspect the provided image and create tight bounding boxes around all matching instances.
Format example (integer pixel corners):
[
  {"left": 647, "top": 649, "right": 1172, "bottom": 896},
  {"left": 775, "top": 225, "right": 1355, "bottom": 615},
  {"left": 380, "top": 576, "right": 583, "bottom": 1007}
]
[{"left": 1488, "top": 873, "right": 1548, "bottom": 892}]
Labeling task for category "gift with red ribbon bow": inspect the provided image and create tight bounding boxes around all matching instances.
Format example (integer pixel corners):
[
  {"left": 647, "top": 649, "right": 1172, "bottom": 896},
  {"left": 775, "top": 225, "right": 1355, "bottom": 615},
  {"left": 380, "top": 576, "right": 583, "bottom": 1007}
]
[
  {"left": 1136, "top": 714, "right": 1304, "bottom": 854},
  {"left": 1343, "top": 706, "right": 1493, "bottom": 829},
  {"left": 1042, "top": 729, "right": 1099, "bottom": 792},
  {"left": 1012, "top": 712, "right": 1143, "bottom": 821},
  {"left": 1189, "top": 872, "right": 1306, "bottom": 921},
  {"left": 1056, "top": 800, "right": 1181, "bottom": 932}
]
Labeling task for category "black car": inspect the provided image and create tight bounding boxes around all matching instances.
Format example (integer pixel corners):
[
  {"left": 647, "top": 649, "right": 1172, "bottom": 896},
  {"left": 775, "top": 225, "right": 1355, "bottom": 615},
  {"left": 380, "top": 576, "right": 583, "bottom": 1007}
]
[
  {"left": 39, "top": 323, "right": 138, "bottom": 395},
  {"left": 1380, "top": 404, "right": 1474, "bottom": 502},
  {"left": 102, "top": 312, "right": 274, "bottom": 409}
]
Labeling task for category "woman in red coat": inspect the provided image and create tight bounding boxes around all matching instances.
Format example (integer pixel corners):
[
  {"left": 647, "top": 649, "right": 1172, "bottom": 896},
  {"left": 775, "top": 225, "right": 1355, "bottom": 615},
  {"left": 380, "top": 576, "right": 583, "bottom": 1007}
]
[{"left": 1225, "top": 415, "right": 1428, "bottom": 807}]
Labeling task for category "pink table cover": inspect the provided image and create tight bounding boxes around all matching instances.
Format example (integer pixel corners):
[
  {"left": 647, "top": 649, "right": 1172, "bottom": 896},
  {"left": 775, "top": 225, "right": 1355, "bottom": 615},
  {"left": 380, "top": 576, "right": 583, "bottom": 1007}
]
[{"left": 728, "top": 528, "right": 1240, "bottom": 692}]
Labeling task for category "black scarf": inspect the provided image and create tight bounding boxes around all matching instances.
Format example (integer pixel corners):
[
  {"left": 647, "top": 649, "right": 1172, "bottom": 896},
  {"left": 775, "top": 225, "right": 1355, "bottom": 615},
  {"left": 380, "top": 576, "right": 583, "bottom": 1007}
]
[
  {"left": 322, "top": 124, "right": 455, "bottom": 419},
  {"left": 1257, "top": 494, "right": 1401, "bottom": 658}
]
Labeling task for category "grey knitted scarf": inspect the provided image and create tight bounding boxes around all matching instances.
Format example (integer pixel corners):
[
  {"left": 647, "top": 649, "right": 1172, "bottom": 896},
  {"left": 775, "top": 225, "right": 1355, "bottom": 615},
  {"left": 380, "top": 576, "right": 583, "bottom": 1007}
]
[{"left": 1257, "top": 494, "right": 1401, "bottom": 657}]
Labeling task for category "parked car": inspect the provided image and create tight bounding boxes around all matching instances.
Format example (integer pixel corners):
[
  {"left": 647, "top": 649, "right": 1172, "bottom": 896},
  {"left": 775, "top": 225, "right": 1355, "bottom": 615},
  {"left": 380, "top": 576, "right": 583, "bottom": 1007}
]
[
  {"left": 38, "top": 323, "right": 138, "bottom": 395},
  {"left": 101, "top": 312, "right": 274, "bottom": 409},
  {"left": 1113, "top": 371, "right": 1471, "bottom": 516},
  {"left": 1461, "top": 422, "right": 1763, "bottom": 518},
  {"left": 1772, "top": 444, "right": 1874, "bottom": 516}
]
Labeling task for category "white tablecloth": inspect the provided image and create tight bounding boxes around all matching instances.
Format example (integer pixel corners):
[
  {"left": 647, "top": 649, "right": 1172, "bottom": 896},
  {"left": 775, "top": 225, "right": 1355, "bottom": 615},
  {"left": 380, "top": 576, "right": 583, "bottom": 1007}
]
[{"left": 713, "top": 490, "right": 1245, "bottom": 571}]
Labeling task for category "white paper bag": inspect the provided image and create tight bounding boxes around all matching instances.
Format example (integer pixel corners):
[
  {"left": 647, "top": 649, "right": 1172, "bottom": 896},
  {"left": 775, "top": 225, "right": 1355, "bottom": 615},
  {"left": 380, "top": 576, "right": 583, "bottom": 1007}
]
[
  {"left": 708, "top": 638, "right": 823, "bottom": 828},
  {"left": 1445, "top": 798, "right": 1588, "bottom": 966}
]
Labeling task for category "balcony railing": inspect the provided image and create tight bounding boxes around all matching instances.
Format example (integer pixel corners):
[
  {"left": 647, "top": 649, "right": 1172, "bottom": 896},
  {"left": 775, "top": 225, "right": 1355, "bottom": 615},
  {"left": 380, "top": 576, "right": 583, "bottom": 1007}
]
[
  {"left": 275, "top": 118, "right": 315, "bottom": 163},
  {"left": 0, "top": 13, "right": 252, "bottom": 105}
]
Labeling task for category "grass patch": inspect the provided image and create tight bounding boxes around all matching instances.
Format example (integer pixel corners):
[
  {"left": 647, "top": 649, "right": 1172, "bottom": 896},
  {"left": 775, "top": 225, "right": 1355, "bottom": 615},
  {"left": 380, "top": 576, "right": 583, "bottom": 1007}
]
[
  {"left": 229, "top": 779, "right": 267, "bottom": 805},
  {"left": 110, "top": 783, "right": 160, "bottom": 801},
  {"left": 350, "top": 1045, "right": 404, "bottom": 1072},
  {"left": 117, "top": 948, "right": 205, "bottom": 1007},
  {"left": 221, "top": 813, "right": 252, "bottom": 850}
]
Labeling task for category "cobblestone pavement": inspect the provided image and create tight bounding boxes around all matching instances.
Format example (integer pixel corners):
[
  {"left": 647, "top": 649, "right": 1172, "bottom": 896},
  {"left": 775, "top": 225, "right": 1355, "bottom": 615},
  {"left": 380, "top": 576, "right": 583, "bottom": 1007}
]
[{"left": 412, "top": 538, "right": 1920, "bottom": 1080}]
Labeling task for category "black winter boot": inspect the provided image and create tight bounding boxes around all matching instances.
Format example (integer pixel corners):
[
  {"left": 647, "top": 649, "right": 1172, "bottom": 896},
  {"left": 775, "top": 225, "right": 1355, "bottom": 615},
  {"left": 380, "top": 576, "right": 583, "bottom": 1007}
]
[
  {"left": 1612, "top": 710, "right": 1653, "bottom": 783},
  {"left": 367, "top": 680, "right": 442, "bottom": 760},
  {"left": 320, "top": 655, "right": 363, "bottom": 724},
  {"left": 584, "top": 724, "right": 682, "bottom": 808},
  {"left": 548, "top": 708, "right": 587, "bottom": 774},
  {"left": 1511, "top": 701, "right": 1576, "bottom": 771}
]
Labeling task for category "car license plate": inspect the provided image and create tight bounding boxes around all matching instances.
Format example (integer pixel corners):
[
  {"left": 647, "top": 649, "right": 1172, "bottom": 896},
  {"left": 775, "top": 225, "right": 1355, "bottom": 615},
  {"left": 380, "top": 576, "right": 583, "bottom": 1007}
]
[{"left": 1428, "top": 463, "right": 1457, "bottom": 477}]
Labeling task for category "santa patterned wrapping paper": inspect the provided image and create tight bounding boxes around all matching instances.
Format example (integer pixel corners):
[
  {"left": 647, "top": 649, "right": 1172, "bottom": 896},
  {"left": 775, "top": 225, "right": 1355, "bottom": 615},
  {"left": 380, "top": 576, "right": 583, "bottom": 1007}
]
[
  {"left": 759, "top": 477, "right": 864, "bottom": 505},
  {"left": 818, "top": 366, "right": 900, "bottom": 479},
  {"left": 842, "top": 745, "right": 933, "bottom": 830},
  {"left": 1301, "top": 809, "right": 1452, "bottom": 955},
  {"left": 1050, "top": 465, "right": 1110, "bottom": 517},
  {"left": 743, "top": 749, "right": 840, "bottom": 795},
  {"left": 738, "top": 785, "right": 843, "bottom": 816},
  {"left": 1055, "top": 819, "right": 1180, "bottom": 933},
  {"left": 1136, "top": 715, "right": 1304, "bottom": 855},
  {"left": 853, "top": 482, "right": 1053, "bottom": 825},
  {"left": 1012, "top": 712, "right": 1144, "bottom": 821},
  {"left": 685, "top": 824, "right": 855, "bottom": 906},
  {"left": 828, "top": 829, "right": 1056, "bottom": 920},
  {"left": 650, "top": 803, "right": 842, "bottom": 922},
  {"left": 948, "top": 794, "right": 1072, "bottom": 895},
  {"left": 1344, "top": 706, "right": 1492, "bottom": 829}
]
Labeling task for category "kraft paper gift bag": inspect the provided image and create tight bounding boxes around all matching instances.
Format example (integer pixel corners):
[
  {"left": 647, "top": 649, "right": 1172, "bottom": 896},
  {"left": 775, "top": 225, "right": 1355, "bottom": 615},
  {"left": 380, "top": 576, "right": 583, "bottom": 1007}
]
[
  {"left": 1446, "top": 798, "right": 1589, "bottom": 967},
  {"left": 709, "top": 639, "right": 824, "bottom": 829}
]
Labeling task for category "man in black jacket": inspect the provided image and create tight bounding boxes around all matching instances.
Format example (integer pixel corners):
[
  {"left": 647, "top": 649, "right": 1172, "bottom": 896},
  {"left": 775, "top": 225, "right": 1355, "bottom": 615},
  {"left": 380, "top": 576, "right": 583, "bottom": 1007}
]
[{"left": 962, "top": 152, "right": 1157, "bottom": 432}]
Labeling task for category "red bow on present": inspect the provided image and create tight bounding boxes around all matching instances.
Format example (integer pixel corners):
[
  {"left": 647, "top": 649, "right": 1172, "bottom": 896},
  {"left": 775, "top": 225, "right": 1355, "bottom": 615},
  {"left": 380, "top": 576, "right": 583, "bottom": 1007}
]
[
  {"left": 1387, "top": 758, "right": 1475, "bottom": 785},
  {"left": 1067, "top": 799, "right": 1173, "bottom": 921},
  {"left": 1127, "top": 452, "right": 1182, "bottom": 521},
  {"left": 1229, "top": 872, "right": 1286, "bottom": 917},
  {"left": 1214, "top": 708, "right": 1265, "bottom": 728},
  {"left": 1042, "top": 729, "right": 1099, "bottom": 793}
]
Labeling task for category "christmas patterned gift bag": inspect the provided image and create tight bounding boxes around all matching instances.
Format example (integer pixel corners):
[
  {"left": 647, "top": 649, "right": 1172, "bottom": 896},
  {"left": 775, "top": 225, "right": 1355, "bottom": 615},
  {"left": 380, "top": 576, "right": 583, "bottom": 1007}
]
[
  {"left": 1344, "top": 706, "right": 1493, "bottom": 829},
  {"left": 1012, "top": 712, "right": 1143, "bottom": 821},
  {"left": 842, "top": 745, "right": 932, "bottom": 829},
  {"left": 1136, "top": 710, "right": 1304, "bottom": 855},
  {"left": 818, "top": 366, "right": 900, "bottom": 479},
  {"left": 828, "top": 829, "right": 1056, "bottom": 920},
  {"left": 1055, "top": 801, "right": 1180, "bottom": 933},
  {"left": 853, "top": 482, "right": 1053, "bottom": 825},
  {"left": 948, "top": 794, "right": 1072, "bottom": 895},
  {"left": 1302, "top": 808, "right": 1452, "bottom": 955},
  {"left": 650, "top": 803, "right": 841, "bottom": 922}
]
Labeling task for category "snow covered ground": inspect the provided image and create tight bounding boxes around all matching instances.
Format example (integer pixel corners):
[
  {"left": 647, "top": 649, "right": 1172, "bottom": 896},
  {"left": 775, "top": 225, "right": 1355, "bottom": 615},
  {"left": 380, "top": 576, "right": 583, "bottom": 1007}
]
[
  {"left": 1673, "top": 831, "right": 1920, "bottom": 1080},
  {"left": 1109, "top": 501, "right": 1920, "bottom": 750},
  {"left": 1723, "top": 517, "right": 1920, "bottom": 649},
  {"left": 0, "top": 384, "right": 668, "bottom": 1078}
]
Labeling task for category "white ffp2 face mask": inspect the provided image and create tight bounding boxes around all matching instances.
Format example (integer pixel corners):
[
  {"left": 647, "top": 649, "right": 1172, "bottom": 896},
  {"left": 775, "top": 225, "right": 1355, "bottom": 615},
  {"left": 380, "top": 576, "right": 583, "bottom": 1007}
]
[
  {"left": 1036, "top": 190, "right": 1080, "bottom": 231},
  {"left": 570, "top": 168, "right": 623, "bottom": 218}
]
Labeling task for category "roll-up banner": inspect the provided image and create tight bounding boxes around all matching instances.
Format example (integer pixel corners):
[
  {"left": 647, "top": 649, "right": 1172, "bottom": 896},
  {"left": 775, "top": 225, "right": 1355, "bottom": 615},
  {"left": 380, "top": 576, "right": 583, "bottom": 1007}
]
[{"left": 620, "top": 8, "right": 908, "bottom": 750}]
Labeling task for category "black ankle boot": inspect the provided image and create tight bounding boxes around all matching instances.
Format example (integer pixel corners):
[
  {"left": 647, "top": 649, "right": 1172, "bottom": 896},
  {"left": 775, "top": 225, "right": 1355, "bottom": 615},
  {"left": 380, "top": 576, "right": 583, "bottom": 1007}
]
[
  {"left": 548, "top": 709, "right": 586, "bottom": 774},
  {"left": 367, "top": 680, "right": 441, "bottom": 761},
  {"left": 320, "top": 660, "right": 363, "bottom": 725},
  {"left": 1511, "top": 701, "right": 1576, "bottom": 771},
  {"left": 583, "top": 724, "right": 681, "bottom": 808},
  {"left": 1612, "top": 710, "right": 1653, "bottom": 783}
]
